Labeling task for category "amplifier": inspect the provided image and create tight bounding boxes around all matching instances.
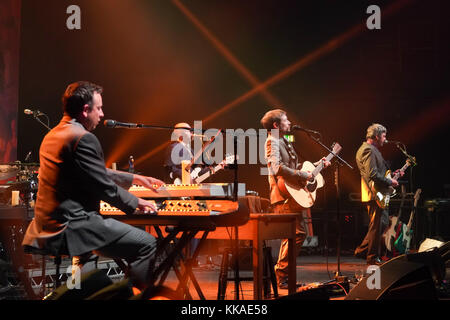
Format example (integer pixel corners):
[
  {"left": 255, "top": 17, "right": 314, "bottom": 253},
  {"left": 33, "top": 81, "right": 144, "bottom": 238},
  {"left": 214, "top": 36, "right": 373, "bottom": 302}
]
[{"left": 423, "top": 198, "right": 450, "bottom": 241}]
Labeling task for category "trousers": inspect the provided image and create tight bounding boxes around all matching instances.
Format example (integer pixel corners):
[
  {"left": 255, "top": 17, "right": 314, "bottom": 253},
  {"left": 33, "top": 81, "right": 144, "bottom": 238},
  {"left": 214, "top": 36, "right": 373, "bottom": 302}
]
[
  {"left": 74, "top": 223, "right": 157, "bottom": 290},
  {"left": 355, "top": 201, "right": 389, "bottom": 262},
  {"left": 272, "top": 200, "right": 307, "bottom": 281}
]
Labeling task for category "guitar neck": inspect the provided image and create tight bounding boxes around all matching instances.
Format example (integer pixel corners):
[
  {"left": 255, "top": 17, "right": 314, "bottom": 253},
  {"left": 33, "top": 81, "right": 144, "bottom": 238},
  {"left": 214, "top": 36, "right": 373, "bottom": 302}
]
[
  {"left": 407, "top": 189, "right": 422, "bottom": 229},
  {"left": 392, "top": 162, "right": 410, "bottom": 181},
  {"left": 196, "top": 163, "right": 222, "bottom": 184}
]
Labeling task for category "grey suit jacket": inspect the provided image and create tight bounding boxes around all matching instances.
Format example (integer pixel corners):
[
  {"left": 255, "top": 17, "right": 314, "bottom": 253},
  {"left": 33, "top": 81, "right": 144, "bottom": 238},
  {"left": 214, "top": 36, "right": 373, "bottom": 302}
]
[
  {"left": 23, "top": 115, "right": 138, "bottom": 256},
  {"left": 264, "top": 133, "right": 309, "bottom": 205},
  {"left": 163, "top": 141, "right": 210, "bottom": 183}
]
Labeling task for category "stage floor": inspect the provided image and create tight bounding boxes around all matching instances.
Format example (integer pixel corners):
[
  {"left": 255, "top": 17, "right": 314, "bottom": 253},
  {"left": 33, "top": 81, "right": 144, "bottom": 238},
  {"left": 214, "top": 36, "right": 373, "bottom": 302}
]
[
  {"left": 3, "top": 253, "right": 450, "bottom": 300},
  {"left": 160, "top": 254, "right": 366, "bottom": 300}
]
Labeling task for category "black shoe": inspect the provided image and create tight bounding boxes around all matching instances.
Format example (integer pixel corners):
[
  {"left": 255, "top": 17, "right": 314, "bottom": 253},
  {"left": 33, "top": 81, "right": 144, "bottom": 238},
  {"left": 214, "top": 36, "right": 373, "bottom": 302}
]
[{"left": 366, "top": 257, "right": 383, "bottom": 266}]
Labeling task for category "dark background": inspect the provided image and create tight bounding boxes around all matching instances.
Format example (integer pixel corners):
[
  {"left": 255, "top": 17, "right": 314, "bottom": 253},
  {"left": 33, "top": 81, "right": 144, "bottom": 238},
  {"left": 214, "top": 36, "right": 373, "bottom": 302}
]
[{"left": 17, "top": 0, "right": 450, "bottom": 219}]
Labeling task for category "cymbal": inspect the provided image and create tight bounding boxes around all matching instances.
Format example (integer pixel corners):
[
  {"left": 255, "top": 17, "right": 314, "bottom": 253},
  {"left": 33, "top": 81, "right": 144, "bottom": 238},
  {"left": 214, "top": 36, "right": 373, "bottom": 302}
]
[{"left": 0, "top": 165, "right": 19, "bottom": 180}]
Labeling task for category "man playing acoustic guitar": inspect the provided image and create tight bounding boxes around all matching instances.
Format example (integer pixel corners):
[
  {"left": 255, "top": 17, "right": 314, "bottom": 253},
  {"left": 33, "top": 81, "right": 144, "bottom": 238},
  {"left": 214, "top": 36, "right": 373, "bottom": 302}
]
[
  {"left": 261, "top": 109, "right": 330, "bottom": 289},
  {"left": 354, "top": 123, "right": 404, "bottom": 265}
]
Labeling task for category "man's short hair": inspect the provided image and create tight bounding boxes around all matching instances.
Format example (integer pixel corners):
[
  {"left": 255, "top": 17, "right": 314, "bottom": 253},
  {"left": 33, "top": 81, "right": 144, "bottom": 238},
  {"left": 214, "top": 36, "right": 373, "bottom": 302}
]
[
  {"left": 260, "top": 109, "right": 286, "bottom": 130},
  {"left": 62, "top": 81, "right": 103, "bottom": 118},
  {"left": 366, "top": 123, "right": 387, "bottom": 140}
]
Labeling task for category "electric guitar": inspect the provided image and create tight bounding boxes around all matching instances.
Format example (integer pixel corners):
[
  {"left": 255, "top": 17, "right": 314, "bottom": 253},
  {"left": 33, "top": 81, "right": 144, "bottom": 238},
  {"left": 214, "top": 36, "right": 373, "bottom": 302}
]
[
  {"left": 370, "top": 159, "right": 414, "bottom": 209},
  {"left": 194, "top": 154, "right": 236, "bottom": 184},
  {"left": 173, "top": 154, "right": 236, "bottom": 185},
  {"left": 394, "top": 188, "right": 421, "bottom": 254},
  {"left": 277, "top": 142, "right": 342, "bottom": 208}
]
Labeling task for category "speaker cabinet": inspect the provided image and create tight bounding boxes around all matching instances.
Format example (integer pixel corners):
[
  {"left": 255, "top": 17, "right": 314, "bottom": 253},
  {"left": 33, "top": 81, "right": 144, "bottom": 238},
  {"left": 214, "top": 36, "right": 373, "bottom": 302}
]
[
  {"left": 44, "top": 269, "right": 114, "bottom": 300},
  {"left": 345, "top": 254, "right": 438, "bottom": 300}
]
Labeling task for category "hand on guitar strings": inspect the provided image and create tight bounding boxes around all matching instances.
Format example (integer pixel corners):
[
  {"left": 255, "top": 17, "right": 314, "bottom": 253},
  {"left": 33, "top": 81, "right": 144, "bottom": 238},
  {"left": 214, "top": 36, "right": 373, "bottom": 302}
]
[
  {"left": 313, "top": 157, "right": 331, "bottom": 168},
  {"left": 391, "top": 179, "right": 400, "bottom": 187},
  {"left": 393, "top": 169, "right": 405, "bottom": 177}
]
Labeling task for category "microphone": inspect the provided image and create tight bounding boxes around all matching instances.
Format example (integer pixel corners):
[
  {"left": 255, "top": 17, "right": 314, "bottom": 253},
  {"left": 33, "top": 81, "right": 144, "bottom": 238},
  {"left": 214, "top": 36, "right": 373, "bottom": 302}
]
[
  {"left": 104, "top": 119, "right": 138, "bottom": 128},
  {"left": 24, "top": 109, "right": 44, "bottom": 116},
  {"left": 291, "top": 125, "right": 321, "bottom": 135},
  {"left": 385, "top": 140, "right": 402, "bottom": 145},
  {"left": 24, "top": 151, "right": 32, "bottom": 162}
]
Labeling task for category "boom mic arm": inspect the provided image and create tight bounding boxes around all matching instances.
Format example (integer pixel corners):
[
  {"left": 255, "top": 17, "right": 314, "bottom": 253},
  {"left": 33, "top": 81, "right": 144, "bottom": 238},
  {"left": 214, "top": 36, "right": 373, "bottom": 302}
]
[
  {"left": 291, "top": 125, "right": 321, "bottom": 136},
  {"left": 104, "top": 119, "right": 138, "bottom": 128}
]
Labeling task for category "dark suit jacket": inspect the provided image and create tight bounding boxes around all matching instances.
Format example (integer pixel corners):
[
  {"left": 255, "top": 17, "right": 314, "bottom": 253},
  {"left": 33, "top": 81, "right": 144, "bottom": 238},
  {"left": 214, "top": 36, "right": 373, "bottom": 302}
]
[
  {"left": 23, "top": 115, "right": 138, "bottom": 256},
  {"left": 163, "top": 141, "right": 209, "bottom": 183},
  {"left": 264, "top": 133, "right": 309, "bottom": 205},
  {"left": 355, "top": 141, "right": 392, "bottom": 201}
]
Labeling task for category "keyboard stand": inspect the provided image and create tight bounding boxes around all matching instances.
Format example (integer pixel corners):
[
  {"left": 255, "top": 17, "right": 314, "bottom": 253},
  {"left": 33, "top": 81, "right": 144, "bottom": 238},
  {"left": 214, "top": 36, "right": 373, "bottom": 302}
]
[{"left": 142, "top": 224, "right": 215, "bottom": 300}]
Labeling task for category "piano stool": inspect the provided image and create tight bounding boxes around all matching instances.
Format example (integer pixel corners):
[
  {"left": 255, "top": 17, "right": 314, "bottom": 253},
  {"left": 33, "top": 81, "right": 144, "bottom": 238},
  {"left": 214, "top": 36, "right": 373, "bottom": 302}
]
[{"left": 23, "top": 245, "right": 99, "bottom": 298}]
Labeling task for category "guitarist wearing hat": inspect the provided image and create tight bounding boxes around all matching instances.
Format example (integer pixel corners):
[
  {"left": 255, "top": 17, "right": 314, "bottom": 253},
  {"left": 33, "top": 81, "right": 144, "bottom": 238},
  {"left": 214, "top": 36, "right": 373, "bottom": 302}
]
[
  {"left": 354, "top": 123, "right": 404, "bottom": 265},
  {"left": 163, "top": 122, "right": 212, "bottom": 184},
  {"left": 261, "top": 109, "right": 330, "bottom": 289}
]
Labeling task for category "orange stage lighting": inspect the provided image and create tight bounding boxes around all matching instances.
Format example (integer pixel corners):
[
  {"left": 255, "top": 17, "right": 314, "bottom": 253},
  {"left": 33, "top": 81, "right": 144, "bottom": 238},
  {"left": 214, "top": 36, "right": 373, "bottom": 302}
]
[
  {"left": 172, "top": 0, "right": 281, "bottom": 107},
  {"left": 204, "top": 0, "right": 414, "bottom": 124},
  {"left": 119, "top": 0, "right": 415, "bottom": 166},
  {"left": 391, "top": 96, "right": 450, "bottom": 146}
]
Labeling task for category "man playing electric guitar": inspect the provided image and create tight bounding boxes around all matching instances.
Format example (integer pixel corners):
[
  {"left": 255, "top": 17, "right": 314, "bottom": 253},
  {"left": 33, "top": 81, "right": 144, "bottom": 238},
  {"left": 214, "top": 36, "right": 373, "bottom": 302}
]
[
  {"left": 163, "top": 122, "right": 213, "bottom": 184},
  {"left": 354, "top": 123, "right": 404, "bottom": 265},
  {"left": 261, "top": 109, "right": 330, "bottom": 289}
]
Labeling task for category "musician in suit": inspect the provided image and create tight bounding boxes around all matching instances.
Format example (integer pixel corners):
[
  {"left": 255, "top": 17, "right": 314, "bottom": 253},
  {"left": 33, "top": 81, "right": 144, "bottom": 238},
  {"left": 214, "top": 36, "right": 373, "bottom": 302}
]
[
  {"left": 163, "top": 123, "right": 215, "bottom": 263},
  {"left": 261, "top": 109, "right": 330, "bottom": 289},
  {"left": 22, "top": 81, "right": 165, "bottom": 290},
  {"left": 354, "top": 123, "right": 402, "bottom": 265},
  {"left": 163, "top": 122, "right": 212, "bottom": 184}
]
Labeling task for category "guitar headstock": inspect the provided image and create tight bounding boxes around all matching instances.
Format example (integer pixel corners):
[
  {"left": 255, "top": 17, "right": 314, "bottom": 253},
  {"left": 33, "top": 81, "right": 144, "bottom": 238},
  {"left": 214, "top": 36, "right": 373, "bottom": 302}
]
[
  {"left": 413, "top": 188, "right": 421, "bottom": 207},
  {"left": 331, "top": 142, "right": 342, "bottom": 154},
  {"left": 406, "top": 156, "right": 417, "bottom": 167}
]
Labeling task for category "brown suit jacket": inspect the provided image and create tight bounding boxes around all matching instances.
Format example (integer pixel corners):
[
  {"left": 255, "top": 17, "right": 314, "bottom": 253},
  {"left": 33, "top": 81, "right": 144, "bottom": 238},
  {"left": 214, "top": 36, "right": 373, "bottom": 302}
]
[
  {"left": 356, "top": 141, "right": 392, "bottom": 202},
  {"left": 264, "top": 133, "right": 309, "bottom": 205}
]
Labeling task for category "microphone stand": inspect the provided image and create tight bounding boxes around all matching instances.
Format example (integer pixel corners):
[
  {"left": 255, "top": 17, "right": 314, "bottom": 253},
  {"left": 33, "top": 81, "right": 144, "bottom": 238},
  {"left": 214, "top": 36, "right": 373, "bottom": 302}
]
[
  {"left": 394, "top": 142, "right": 418, "bottom": 249},
  {"left": 394, "top": 142, "right": 417, "bottom": 192},
  {"left": 29, "top": 112, "right": 51, "bottom": 131},
  {"left": 298, "top": 131, "right": 353, "bottom": 280},
  {"left": 230, "top": 134, "right": 241, "bottom": 300}
]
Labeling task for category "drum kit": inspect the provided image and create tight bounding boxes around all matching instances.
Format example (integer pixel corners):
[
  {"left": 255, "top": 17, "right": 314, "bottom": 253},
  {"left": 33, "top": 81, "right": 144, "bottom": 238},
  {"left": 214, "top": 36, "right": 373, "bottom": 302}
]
[{"left": 0, "top": 161, "right": 39, "bottom": 207}]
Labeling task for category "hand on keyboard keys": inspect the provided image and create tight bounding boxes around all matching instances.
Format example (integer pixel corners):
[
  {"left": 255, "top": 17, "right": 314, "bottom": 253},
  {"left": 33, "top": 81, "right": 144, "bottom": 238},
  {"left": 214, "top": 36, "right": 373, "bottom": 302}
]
[{"left": 137, "top": 198, "right": 158, "bottom": 215}]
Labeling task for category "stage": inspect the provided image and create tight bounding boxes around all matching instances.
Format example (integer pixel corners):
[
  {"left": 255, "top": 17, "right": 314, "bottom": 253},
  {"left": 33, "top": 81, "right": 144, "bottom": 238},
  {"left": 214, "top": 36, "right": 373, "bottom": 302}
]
[{"left": 2, "top": 249, "right": 449, "bottom": 301}]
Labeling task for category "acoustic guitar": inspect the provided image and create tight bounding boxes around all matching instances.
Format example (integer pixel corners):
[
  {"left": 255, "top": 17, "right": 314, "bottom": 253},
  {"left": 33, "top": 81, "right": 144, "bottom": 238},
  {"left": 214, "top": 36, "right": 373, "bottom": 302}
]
[{"left": 277, "top": 143, "right": 342, "bottom": 208}]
